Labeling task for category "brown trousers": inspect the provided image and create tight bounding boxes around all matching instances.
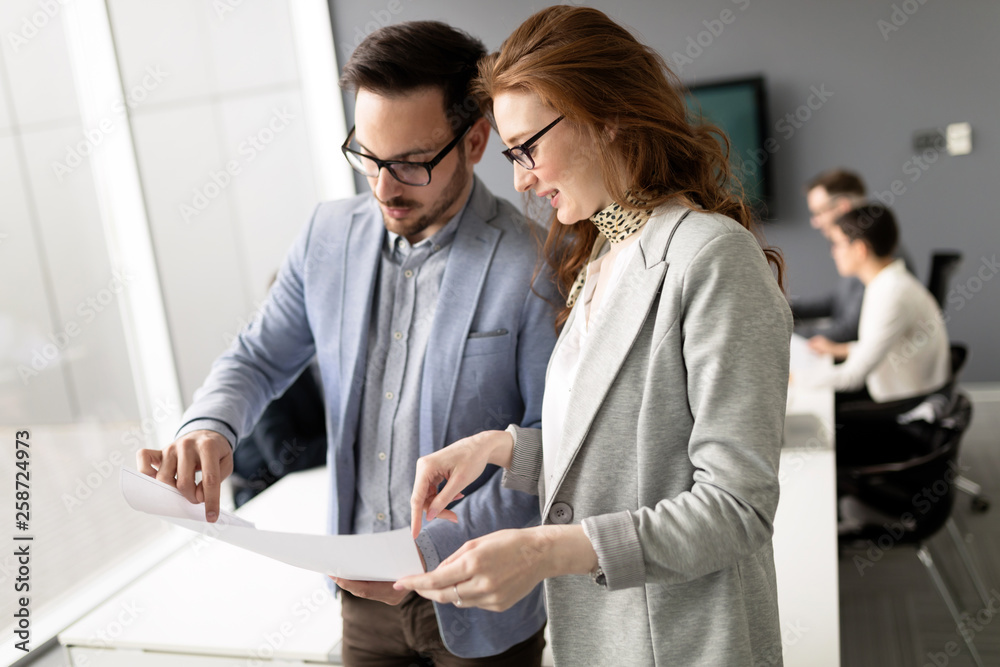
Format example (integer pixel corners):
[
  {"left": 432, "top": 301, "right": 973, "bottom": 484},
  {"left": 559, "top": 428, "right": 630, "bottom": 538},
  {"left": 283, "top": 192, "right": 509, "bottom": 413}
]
[{"left": 339, "top": 590, "right": 545, "bottom": 666}]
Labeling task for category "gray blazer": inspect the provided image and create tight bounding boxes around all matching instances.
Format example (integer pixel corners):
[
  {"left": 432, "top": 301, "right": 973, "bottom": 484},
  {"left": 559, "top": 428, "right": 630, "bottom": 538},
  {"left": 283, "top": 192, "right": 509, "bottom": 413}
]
[{"left": 504, "top": 204, "right": 793, "bottom": 666}]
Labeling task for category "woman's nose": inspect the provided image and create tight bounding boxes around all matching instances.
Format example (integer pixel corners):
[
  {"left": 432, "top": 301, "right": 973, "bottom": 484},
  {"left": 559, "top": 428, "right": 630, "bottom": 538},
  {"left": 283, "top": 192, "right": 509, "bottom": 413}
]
[{"left": 512, "top": 161, "right": 536, "bottom": 193}]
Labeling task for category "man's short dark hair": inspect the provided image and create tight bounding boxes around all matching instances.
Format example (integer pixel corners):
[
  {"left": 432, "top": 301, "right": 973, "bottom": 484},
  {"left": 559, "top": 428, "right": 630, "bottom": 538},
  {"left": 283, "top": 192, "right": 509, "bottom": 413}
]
[
  {"left": 835, "top": 204, "right": 899, "bottom": 258},
  {"left": 804, "top": 168, "right": 867, "bottom": 198},
  {"left": 339, "top": 21, "right": 486, "bottom": 129}
]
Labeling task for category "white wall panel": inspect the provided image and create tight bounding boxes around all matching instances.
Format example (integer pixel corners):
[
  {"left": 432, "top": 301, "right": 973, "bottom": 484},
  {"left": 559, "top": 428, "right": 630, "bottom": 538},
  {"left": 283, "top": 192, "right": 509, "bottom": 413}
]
[
  {"left": 105, "top": 0, "right": 212, "bottom": 107},
  {"left": 130, "top": 103, "right": 251, "bottom": 401},
  {"left": 112, "top": 0, "right": 343, "bottom": 406},
  {"left": 0, "top": 63, "right": 12, "bottom": 132},
  {"left": 0, "top": 135, "right": 75, "bottom": 423},
  {"left": 0, "top": 0, "right": 80, "bottom": 126},
  {"left": 21, "top": 125, "right": 139, "bottom": 421},
  {"left": 217, "top": 91, "right": 317, "bottom": 303},
  {"left": 201, "top": 0, "right": 300, "bottom": 95}
]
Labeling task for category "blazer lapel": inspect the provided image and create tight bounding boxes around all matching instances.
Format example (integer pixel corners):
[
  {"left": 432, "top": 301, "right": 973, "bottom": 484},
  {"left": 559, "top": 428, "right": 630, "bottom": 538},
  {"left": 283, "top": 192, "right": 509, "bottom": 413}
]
[
  {"left": 418, "top": 178, "right": 501, "bottom": 457},
  {"left": 339, "top": 200, "right": 385, "bottom": 395},
  {"left": 542, "top": 205, "right": 691, "bottom": 516},
  {"left": 326, "top": 199, "right": 383, "bottom": 533}
]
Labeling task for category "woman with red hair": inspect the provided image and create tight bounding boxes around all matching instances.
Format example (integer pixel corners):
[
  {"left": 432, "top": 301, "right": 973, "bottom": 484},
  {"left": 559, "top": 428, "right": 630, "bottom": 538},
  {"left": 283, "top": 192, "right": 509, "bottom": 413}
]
[{"left": 397, "top": 7, "right": 792, "bottom": 665}]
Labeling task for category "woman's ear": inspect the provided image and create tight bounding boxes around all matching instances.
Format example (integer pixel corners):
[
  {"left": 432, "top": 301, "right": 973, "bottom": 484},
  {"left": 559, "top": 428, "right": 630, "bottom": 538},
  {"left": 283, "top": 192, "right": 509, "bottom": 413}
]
[{"left": 602, "top": 114, "right": 621, "bottom": 142}]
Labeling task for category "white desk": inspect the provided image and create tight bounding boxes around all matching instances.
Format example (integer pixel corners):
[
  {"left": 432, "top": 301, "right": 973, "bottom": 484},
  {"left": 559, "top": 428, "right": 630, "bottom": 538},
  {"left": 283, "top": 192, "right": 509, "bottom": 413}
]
[
  {"left": 58, "top": 468, "right": 556, "bottom": 666},
  {"left": 59, "top": 468, "right": 346, "bottom": 666},
  {"left": 772, "top": 334, "right": 841, "bottom": 666},
  {"left": 61, "top": 337, "right": 837, "bottom": 666}
]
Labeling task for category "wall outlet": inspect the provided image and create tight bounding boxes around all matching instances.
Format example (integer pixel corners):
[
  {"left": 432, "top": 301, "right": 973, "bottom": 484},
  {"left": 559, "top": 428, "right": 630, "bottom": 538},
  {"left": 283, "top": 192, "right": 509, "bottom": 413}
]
[{"left": 946, "top": 122, "right": 972, "bottom": 156}]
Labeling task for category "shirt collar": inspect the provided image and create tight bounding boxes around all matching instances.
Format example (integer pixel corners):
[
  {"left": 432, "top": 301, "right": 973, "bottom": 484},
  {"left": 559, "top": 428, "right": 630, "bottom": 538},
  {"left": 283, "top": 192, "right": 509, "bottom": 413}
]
[
  {"left": 879, "top": 257, "right": 907, "bottom": 276},
  {"left": 870, "top": 257, "right": 907, "bottom": 287}
]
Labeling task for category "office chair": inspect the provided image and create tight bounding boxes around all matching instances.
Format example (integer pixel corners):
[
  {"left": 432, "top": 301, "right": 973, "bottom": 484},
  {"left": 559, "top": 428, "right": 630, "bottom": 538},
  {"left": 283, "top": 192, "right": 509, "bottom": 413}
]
[
  {"left": 922, "top": 249, "right": 985, "bottom": 513},
  {"left": 927, "top": 251, "right": 963, "bottom": 308},
  {"left": 934, "top": 343, "right": 990, "bottom": 512},
  {"left": 840, "top": 393, "right": 990, "bottom": 667}
]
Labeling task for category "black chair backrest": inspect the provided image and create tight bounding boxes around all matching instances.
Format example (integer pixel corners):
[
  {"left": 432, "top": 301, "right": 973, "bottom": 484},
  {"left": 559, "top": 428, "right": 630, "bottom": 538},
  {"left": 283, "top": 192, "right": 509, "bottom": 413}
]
[
  {"left": 950, "top": 343, "right": 968, "bottom": 379},
  {"left": 844, "top": 393, "right": 973, "bottom": 544},
  {"left": 928, "top": 252, "right": 963, "bottom": 309},
  {"left": 930, "top": 343, "right": 970, "bottom": 401}
]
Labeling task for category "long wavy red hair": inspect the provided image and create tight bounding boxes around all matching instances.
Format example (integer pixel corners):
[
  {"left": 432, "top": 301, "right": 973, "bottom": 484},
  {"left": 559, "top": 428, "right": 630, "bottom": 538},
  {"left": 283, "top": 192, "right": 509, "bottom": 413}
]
[{"left": 473, "top": 6, "right": 785, "bottom": 328}]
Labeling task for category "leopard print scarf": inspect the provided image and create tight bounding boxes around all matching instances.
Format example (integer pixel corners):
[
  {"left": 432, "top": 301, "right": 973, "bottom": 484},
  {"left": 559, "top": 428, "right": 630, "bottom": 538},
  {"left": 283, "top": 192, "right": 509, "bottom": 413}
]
[{"left": 565, "top": 194, "right": 655, "bottom": 308}]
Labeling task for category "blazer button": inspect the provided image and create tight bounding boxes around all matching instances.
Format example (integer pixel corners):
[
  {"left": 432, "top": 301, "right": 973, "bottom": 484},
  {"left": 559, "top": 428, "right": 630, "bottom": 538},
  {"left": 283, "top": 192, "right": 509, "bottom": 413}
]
[{"left": 549, "top": 502, "right": 573, "bottom": 524}]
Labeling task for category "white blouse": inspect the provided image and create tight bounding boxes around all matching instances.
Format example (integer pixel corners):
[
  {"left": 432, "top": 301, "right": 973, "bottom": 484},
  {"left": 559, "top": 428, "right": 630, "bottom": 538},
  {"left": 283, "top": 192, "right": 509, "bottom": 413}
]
[
  {"left": 799, "top": 258, "right": 950, "bottom": 402},
  {"left": 541, "top": 231, "right": 643, "bottom": 490}
]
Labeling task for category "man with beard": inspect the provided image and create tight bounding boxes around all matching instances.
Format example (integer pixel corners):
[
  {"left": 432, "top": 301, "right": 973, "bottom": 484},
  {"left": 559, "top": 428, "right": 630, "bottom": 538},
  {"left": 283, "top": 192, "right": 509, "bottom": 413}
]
[{"left": 138, "top": 22, "right": 555, "bottom": 666}]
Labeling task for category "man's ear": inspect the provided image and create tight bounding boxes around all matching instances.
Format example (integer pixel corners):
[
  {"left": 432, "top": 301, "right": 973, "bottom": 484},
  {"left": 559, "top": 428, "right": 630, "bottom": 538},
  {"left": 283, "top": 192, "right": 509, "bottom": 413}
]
[
  {"left": 465, "top": 116, "right": 492, "bottom": 165},
  {"left": 856, "top": 239, "right": 872, "bottom": 262}
]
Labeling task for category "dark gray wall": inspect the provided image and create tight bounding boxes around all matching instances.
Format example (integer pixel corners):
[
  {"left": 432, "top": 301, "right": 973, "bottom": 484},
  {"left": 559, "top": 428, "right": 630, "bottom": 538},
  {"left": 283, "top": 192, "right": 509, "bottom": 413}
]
[{"left": 330, "top": 0, "right": 1000, "bottom": 381}]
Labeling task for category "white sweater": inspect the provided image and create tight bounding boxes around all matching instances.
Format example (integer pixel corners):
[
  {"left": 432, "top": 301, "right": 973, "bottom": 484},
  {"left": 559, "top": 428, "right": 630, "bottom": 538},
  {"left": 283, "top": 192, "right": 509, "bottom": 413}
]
[{"left": 801, "top": 258, "right": 950, "bottom": 402}]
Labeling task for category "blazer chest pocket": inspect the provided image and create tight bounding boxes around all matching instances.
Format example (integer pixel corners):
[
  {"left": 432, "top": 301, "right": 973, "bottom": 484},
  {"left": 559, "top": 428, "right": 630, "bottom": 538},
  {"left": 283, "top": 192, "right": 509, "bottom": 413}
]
[{"left": 464, "top": 329, "right": 510, "bottom": 357}]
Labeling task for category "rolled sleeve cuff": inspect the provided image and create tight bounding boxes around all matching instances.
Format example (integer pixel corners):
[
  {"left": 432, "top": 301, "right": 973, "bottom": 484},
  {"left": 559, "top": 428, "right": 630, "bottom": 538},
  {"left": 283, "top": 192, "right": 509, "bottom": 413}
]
[
  {"left": 175, "top": 418, "right": 237, "bottom": 451},
  {"left": 582, "top": 511, "right": 646, "bottom": 591},
  {"left": 501, "top": 424, "right": 542, "bottom": 495},
  {"left": 414, "top": 531, "right": 441, "bottom": 572}
]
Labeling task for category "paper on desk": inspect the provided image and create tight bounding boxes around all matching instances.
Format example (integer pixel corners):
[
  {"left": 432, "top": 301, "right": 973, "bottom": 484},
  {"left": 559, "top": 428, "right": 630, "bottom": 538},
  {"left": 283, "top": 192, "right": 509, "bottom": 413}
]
[
  {"left": 120, "top": 467, "right": 423, "bottom": 581},
  {"left": 789, "top": 333, "right": 822, "bottom": 369}
]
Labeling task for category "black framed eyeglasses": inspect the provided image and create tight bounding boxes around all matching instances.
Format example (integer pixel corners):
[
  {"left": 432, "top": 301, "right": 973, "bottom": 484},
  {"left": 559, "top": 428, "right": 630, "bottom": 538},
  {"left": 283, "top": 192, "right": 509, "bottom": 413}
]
[
  {"left": 809, "top": 195, "right": 844, "bottom": 219},
  {"left": 501, "top": 115, "right": 564, "bottom": 170},
  {"left": 341, "top": 123, "right": 472, "bottom": 186}
]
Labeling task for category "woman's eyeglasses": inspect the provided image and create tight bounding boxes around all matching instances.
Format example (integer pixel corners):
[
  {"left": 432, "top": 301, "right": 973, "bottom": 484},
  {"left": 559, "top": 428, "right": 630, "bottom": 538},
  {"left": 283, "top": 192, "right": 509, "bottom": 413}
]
[{"left": 501, "top": 115, "right": 564, "bottom": 170}]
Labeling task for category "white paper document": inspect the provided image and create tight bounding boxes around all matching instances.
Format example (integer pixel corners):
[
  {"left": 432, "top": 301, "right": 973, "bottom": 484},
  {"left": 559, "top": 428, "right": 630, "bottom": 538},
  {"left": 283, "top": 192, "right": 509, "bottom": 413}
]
[
  {"left": 120, "top": 467, "right": 423, "bottom": 581},
  {"left": 789, "top": 333, "right": 824, "bottom": 372}
]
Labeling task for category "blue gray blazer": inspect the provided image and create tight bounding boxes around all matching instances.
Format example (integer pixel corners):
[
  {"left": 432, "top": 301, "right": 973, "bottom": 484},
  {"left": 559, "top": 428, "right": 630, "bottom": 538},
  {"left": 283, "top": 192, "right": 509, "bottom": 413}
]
[{"left": 176, "top": 177, "right": 557, "bottom": 657}]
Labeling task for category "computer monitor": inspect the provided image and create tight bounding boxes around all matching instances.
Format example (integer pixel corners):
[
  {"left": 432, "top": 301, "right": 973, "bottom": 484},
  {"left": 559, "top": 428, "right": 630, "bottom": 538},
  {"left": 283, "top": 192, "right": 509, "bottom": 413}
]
[{"left": 685, "top": 75, "right": 773, "bottom": 218}]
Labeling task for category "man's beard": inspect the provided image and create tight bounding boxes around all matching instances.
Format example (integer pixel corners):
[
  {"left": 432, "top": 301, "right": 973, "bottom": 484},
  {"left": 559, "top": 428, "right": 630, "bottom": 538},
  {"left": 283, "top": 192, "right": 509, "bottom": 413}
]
[{"left": 379, "top": 148, "right": 469, "bottom": 240}]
